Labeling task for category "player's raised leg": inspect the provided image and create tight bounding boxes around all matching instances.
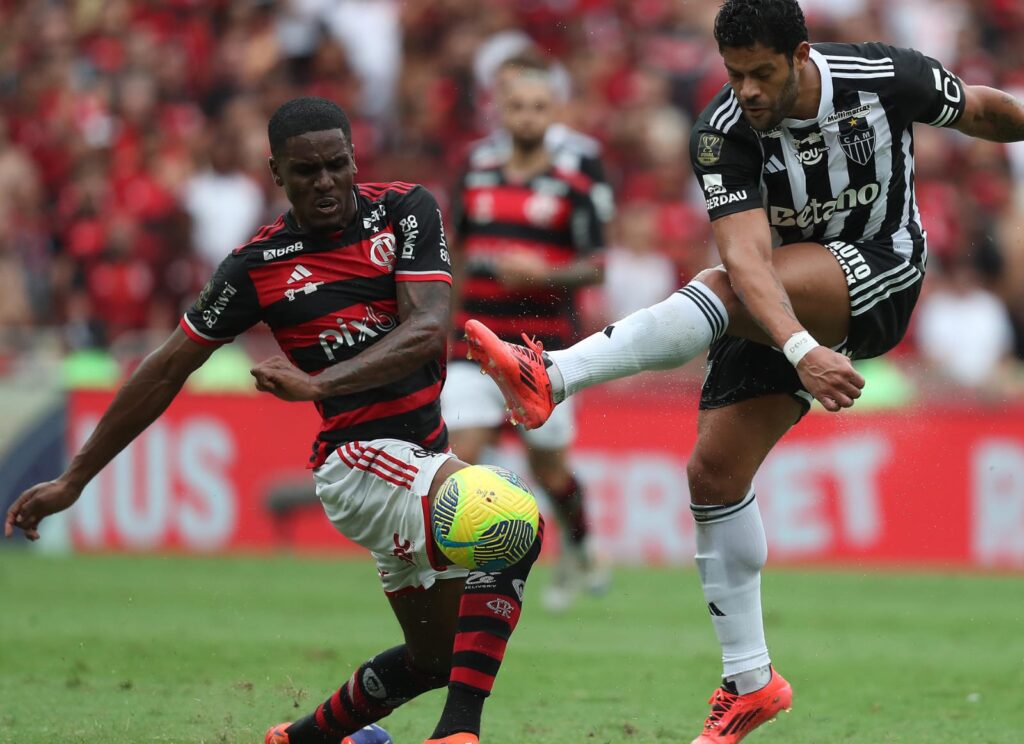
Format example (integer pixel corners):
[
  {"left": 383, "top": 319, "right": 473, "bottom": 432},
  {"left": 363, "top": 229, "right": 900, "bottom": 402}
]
[
  {"left": 686, "top": 395, "right": 800, "bottom": 743},
  {"left": 466, "top": 240, "right": 853, "bottom": 429},
  {"left": 464, "top": 280, "right": 727, "bottom": 428}
]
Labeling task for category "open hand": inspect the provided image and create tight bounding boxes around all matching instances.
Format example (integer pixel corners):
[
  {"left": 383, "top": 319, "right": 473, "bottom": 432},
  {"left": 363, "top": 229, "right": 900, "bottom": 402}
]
[
  {"left": 251, "top": 355, "right": 321, "bottom": 401},
  {"left": 4, "top": 479, "right": 82, "bottom": 540},
  {"left": 796, "top": 346, "right": 865, "bottom": 412}
]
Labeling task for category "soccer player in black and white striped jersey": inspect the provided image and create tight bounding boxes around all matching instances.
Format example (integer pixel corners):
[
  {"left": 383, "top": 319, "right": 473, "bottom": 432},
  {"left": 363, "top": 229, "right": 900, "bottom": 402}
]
[{"left": 463, "top": 1, "right": 1024, "bottom": 741}]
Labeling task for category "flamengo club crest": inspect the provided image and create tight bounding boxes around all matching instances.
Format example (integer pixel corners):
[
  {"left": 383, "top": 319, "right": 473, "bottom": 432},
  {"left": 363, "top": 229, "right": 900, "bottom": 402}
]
[
  {"left": 838, "top": 116, "right": 876, "bottom": 166},
  {"left": 369, "top": 232, "right": 396, "bottom": 270}
]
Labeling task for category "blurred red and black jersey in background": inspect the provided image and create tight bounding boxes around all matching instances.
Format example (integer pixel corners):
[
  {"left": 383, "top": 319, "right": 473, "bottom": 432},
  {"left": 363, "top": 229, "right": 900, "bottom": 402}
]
[
  {"left": 451, "top": 164, "right": 604, "bottom": 358},
  {"left": 181, "top": 182, "right": 453, "bottom": 467}
]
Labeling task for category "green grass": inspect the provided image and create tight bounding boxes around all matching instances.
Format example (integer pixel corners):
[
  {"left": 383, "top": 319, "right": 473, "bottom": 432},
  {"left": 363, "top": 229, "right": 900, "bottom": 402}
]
[{"left": 1, "top": 554, "right": 1022, "bottom": 743}]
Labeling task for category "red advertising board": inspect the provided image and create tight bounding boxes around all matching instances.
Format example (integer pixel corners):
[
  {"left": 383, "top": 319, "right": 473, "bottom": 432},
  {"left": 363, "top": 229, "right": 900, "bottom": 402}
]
[{"left": 64, "top": 389, "right": 1024, "bottom": 569}]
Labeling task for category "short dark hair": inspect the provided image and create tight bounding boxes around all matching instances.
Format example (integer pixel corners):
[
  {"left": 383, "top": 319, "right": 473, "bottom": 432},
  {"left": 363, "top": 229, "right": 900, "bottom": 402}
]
[
  {"left": 714, "top": 0, "right": 809, "bottom": 59},
  {"left": 267, "top": 97, "right": 352, "bottom": 156}
]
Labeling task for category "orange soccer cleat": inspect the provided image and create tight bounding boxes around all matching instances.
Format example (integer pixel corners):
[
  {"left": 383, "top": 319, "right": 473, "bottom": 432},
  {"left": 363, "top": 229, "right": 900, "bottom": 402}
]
[
  {"left": 424, "top": 734, "right": 479, "bottom": 744},
  {"left": 264, "top": 722, "right": 394, "bottom": 744},
  {"left": 464, "top": 319, "right": 555, "bottom": 430},
  {"left": 690, "top": 668, "right": 793, "bottom": 743}
]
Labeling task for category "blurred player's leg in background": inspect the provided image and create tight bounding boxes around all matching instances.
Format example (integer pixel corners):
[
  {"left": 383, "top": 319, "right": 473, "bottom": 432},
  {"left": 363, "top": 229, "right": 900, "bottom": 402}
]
[{"left": 524, "top": 437, "right": 609, "bottom": 611}]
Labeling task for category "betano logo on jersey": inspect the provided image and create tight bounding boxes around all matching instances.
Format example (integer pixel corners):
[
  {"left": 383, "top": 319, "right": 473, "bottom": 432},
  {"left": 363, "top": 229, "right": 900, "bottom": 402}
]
[{"left": 769, "top": 182, "right": 881, "bottom": 229}]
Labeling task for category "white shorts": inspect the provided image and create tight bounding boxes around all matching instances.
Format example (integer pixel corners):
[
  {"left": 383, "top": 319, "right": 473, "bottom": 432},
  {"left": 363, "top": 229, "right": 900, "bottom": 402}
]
[
  {"left": 314, "top": 439, "right": 468, "bottom": 595},
  {"left": 441, "top": 360, "right": 576, "bottom": 450}
]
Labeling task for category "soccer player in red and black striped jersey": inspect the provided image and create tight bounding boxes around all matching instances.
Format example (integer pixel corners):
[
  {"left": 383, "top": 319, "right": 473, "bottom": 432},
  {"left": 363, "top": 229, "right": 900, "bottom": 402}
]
[
  {"left": 4, "top": 97, "right": 543, "bottom": 744},
  {"left": 443, "top": 69, "right": 608, "bottom": 612}
]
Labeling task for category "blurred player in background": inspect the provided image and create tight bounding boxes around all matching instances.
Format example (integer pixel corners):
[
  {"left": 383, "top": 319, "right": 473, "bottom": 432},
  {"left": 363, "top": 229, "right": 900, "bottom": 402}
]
[
  {"left": 467, "top": 52, "right": 615, "bottom": 226},
  {"left": 463, "top": 0, "right": 1024, "bottom": 740},
  {"left": 5, "top": 97, "right": 543, "bottom": 744},
  {"left": 444, "top": 65, "right": 608, "bottom": 611}
]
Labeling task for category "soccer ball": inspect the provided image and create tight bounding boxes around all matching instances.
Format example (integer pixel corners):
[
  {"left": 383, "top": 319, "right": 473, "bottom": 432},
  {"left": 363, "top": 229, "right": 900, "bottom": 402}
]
[{"left": 432, "top": 464, "right": 540, "bottom": 571}]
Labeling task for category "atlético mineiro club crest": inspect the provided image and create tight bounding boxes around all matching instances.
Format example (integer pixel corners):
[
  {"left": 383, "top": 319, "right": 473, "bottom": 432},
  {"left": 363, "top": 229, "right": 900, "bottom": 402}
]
[{"left": 838, "top": 116, "right": 875, "bottom": 166}]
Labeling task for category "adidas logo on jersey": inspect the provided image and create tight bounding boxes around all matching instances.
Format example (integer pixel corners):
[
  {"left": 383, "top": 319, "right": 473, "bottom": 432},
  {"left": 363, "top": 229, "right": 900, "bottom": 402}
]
[
  {"left": 288, "top": 265, "right": 312, "bottom": 283},
  {"left": 263, "top": 241, "right": 304, "bottom": 261},
  {"left": 764, "top": 155, "right": 786, "bottom": 174},
  {"left": 284, "top": 265, "right": 323, "bottom": 301}
]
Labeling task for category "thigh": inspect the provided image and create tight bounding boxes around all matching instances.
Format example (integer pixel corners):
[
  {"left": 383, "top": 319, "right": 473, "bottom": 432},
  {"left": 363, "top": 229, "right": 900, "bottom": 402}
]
[
  {"left": 315, "top": 439, "right": 469, "bottom": 595},
  {"left": 441, "top": 360, "right": 508, "bottom": 431},
  {"left": 388, "top": 572, "right": 465, "bottom": 673},
  {"left": 689, "top": 394, "right": 802, "bottom": 506},
  {"left": 448, "top": 426, "right": 500, "bottom": 464},
  {"left": 700, "top": 241, "right": 852, "bottom": 348}
]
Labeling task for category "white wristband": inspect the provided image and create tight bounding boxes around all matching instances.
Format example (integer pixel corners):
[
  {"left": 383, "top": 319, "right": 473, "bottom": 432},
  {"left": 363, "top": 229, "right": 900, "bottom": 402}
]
[{"left": 783, "top": 331, "right": 819, "bottom": 367}]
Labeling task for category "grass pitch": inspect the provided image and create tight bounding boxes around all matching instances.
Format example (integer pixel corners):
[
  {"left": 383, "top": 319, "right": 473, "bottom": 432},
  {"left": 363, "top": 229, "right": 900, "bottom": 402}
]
[{"left": 1, "top": 553, "right": 1022, "bottom": 743}]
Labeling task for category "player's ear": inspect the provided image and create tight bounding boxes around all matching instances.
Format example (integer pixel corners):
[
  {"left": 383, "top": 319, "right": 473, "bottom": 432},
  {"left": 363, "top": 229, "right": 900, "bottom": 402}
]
[
  {"left": 793, "top": 41, "right": 812, "bottom": 71},
  {"left": 268, "top": 156, "right": 284, "bottom": 187},
  {"left": 351, "top": 146, "right": 358, "bottom": 174}
]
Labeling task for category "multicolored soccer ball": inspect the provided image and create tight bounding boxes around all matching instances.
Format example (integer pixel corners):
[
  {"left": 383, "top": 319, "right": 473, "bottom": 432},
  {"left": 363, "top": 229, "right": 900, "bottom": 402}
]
[{"left": 432, "top": 464, "right": 540, "bottom": 571}]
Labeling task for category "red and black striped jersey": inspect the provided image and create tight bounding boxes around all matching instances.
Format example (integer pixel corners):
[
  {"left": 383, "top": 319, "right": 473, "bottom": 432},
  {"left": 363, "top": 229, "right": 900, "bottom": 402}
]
[
  {"left": 451, "top": 165, "right": 604, "bottom": 357},
  {"left": 181, "top": 182, "right": 453, "bottom": 467}
]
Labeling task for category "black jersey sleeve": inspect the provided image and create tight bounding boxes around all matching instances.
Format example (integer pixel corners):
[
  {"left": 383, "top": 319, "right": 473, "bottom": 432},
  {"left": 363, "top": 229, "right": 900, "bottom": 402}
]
[
  {"left": 392, "top": 186, "right": 453, "bottom": 284},
  {"left": 689, "top": 115, "right": 764, "bottom": 222},
  {"left": 181, "top": 252, "right": 261, "bottom": 345},
  {"left": 888, "top": 44, "right": 966, "bottom": 128}
]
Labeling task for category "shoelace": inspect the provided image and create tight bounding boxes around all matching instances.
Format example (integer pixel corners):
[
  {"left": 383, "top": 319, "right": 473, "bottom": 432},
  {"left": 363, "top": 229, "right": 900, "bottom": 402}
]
[
  {"left": 517, "top": 333, "right": 546, "bottom": 361},
  {"left": 703, "top": 687, "right": 740, "bottom": 731}
]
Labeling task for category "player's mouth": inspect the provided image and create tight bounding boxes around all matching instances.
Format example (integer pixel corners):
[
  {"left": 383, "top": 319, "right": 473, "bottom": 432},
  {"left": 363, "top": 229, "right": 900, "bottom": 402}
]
[{"left": 314, "top": 197, "right": 340, "bottom": 216}]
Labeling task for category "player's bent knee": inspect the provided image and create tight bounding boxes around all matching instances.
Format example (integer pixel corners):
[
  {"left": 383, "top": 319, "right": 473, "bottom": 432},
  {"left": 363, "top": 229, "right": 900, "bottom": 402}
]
[{"left": 687, "top": 456, "right": 747, "bottom": 507}]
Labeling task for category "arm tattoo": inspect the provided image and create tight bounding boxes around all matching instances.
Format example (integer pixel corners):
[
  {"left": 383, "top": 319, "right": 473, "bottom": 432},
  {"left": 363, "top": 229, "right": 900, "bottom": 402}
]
[{"left": 980, "top": 93, "right": 1024, "bottom": 142}]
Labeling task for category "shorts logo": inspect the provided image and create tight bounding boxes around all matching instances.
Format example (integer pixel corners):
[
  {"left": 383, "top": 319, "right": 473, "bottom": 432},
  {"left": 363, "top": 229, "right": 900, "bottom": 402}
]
[
  {"left": 487, "top": 598, "right": 515, "bottom": 618},
  {"left": 696, "top": 134, "right": 723, "bottom": 166},
  {"left": 369, "top": 232, "right": 397, "bottom": 271},
  {"left": 838, "top": 116, "right": 875, "bottom": 166},
  {"left": 391, "top": 533, "right": 415, "bottom": 565},
  {"left": 825, "top": 240, "right": 872, "bottom": 285}
]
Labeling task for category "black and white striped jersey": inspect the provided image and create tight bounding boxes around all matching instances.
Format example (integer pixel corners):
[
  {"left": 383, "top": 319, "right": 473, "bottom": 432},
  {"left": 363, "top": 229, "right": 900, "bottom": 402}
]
[{"left": 690, "top": 43, "right": 967, "bottom": 268}]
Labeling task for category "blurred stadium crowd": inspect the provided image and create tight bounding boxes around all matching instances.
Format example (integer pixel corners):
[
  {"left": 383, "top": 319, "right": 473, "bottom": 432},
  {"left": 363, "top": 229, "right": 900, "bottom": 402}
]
[{"left": 1, "top": 0, "right": 1023, "bottom": 402}]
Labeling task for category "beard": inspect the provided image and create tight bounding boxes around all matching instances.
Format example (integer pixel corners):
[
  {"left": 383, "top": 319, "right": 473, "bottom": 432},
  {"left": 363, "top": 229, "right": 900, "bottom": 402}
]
[{"left": 748, "top": 68, "right": 800, "bottom": 131}]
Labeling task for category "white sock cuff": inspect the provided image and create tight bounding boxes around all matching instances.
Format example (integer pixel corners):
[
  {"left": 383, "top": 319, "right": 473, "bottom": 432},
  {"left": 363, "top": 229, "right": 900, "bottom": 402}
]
[
  {"left": 677, "top": 281, "right": 728, "bottom": 344},
  {"left": 691, "top": 488, "right": 756, "bottom": 524}
]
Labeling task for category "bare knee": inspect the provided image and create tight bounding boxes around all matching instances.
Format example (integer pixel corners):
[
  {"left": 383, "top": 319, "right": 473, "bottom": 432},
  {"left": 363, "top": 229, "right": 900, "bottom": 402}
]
[
  {"left": 687, "top": 451, "right": 750, "bottom": 507},
  {"left": 693, "top": 267, "right": 741, "bottom": 316}
]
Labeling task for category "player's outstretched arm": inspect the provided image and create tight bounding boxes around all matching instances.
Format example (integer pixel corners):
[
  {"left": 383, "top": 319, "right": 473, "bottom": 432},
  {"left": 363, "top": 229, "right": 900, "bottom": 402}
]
[
  {"left": 711, "top": 209, "right": 864, "bottom": 412},
  {"left": 251, "top": 280, "right": 451, "bottom": 401},
  {"left": 953, "top": 85, "right": 1024, "bottom": 143},
  {"left": 3, "top": 328, "right": 216, "bottom": 540}
]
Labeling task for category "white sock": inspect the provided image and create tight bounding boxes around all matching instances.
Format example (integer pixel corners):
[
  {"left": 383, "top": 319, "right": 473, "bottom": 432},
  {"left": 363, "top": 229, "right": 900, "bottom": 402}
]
[
  {"left": 692, "top": 489, "right": 771, "bottom": 687},
  {"left": 547, "top": 282, "right": 727, "bottom": 401}
]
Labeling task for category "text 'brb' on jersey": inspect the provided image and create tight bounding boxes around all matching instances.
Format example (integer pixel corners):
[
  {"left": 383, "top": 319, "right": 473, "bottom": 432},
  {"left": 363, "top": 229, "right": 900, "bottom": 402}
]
[
  {"left": 452, "top": 164, "right": 604, "bottom": 356},
  {"left": 181, "top": 182, "right": 453, "bottom": 466},
  {"left": 691, "top": 43, "right": 966, "bottom": 267}
]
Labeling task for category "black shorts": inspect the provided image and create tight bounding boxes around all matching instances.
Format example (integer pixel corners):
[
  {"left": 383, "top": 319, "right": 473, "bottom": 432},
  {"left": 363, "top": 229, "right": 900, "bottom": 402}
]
[{"left": 700, "top": 239, "right": 924, "bottom": 415}]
